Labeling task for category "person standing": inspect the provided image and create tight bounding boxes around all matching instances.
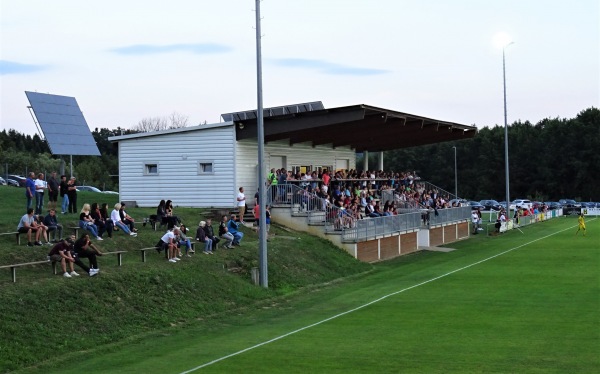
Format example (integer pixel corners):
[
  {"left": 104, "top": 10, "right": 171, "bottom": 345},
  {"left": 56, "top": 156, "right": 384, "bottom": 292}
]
[
  {"left": 67, "top": 177, "right": 78, "bottom": 214},
  {"left": 25, "top": 172, "right": 36, "bottom": 212},
  {"left": 47, "top": 171, "right": 59, "bottom": 211},
  {"left": 34, "top": 173, "right": 47, "bottom": 214},
  {"left": 267, "top": 168, "right": 278, "bottom": 202},
  {"left": 237, "top": 187, "right": 246, "bottom": 224},
  {"left": 576, "top": 213, "right": 586, "bottom": 236},
  {"left": 59, "top": 175, "right": 69, "bottom": 214}
]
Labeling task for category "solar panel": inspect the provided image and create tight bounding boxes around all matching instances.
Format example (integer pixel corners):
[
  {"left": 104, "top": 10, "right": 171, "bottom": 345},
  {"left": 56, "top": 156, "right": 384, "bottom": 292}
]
[
  {"left": 25, "top": 92, "right": 101, "bottom": 156},
  {"left": 221, "top": 101, "right": 325, "bottom": 122}
]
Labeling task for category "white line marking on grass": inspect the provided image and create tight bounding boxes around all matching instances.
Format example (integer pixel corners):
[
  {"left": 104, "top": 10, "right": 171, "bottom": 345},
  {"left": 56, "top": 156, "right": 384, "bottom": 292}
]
[{"left": 180, "top": 220, "right": 593, "bottom": 373}]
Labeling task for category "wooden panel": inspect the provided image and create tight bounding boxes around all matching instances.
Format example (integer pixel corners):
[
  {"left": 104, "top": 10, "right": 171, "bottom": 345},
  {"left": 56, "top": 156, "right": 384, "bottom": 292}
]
[
  {"left": 380, "top": 236, "right": 399, "bottom": 260},
  {"left": 443, "top": 225, "right": 456, "bottom": 243},
  {"left": 430, "top": 227, "right": 444, "bottom": 247},
  {"left": 357, "top": 240, "right": 379, "bottom": 262},
  {"left": 400, "top": 232, "right": 417, "bottom": 254},
  {"left": 457, "top": 222, "right": 469, "bottom": 238}
]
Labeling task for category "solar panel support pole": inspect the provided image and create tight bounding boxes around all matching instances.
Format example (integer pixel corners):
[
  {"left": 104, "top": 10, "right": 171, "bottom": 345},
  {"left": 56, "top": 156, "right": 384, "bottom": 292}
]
[
  {"left": 255, "top": 0, "right": 268, "bottom": 288},
  {"left": 26, "top": 106, "right": 44, "bottom": 140},
  {"left": 70, "top": 155, "right": 73, "bottom": 178}
]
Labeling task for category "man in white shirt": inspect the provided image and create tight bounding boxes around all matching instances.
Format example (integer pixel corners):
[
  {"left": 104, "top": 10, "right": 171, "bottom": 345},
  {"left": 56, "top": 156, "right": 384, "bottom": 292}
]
[
  {"left": 159, "top": 228, "right": 180, "bottom": 263},
  {"left": 237, "top": 187, "right": 246, "bottom": 224},
  {"left": 35, "top": 173, "right": 47, "bottom": 214}
]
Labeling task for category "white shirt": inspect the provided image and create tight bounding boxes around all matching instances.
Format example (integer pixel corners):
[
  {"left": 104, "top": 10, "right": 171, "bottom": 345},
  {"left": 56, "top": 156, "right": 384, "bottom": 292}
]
[
  {"left": 110, "top": 209, "right": 121, "bottom": 223},
  {"left": 35, "top": 179, "right": 47, "bottom": 192},
  {"left": 161, "top": 231, "right": 175, "bottom": 243},
  {"left": 237, "top": 192, "right": 245, "bottom": 207}
]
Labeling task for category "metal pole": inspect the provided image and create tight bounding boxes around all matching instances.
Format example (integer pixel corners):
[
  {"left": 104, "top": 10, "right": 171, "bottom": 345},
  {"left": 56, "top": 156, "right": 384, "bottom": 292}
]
[
  {"left": 503, "top": 43, "right": 513, "bottom": 213},
  {"left": 453, "top": 146, "right": 457, "bottom": 198},
  {"left": 255, "top": 0, "right": 268, "bottom": 288}
]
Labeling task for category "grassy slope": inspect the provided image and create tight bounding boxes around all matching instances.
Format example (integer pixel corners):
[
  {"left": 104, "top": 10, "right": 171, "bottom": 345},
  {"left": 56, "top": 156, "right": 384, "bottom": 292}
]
[
  {"left": 32, "top": 217, "right": 600, "bottom": 374},
  {"left": 0, "top": 186, "right": 371, "bottom": 373}
]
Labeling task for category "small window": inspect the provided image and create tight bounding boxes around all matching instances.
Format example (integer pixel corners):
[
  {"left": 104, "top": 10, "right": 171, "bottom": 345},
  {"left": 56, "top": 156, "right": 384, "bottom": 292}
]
[
  {"left": 198, "top": 162, "right": 214, "bottom": 174},
  {"left": 145, "top": 163, "right": 158, "bottom": 175}
]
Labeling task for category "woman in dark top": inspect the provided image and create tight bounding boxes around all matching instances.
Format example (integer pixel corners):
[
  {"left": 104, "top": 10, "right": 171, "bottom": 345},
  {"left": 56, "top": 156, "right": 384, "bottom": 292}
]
[
  {"left": 79, "top": 203, "right": 101, "bottom": 240},
  {"left": 91, "top": 202, "right": 113, "bottom": 238},
  {"left": 74, "top": 233, "right": 101, "bottom": 274},
  {"left": 165, "top": 200, "right": 180, "bottom": 229},
  {"left": 67, "top": 177, "right": 78, "bottom": 214}
]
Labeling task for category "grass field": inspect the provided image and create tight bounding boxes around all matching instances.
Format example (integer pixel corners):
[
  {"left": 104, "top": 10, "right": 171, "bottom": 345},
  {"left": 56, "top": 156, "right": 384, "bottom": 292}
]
[{"left": 18, "top": 215, "right": 598, "bottom": 373}]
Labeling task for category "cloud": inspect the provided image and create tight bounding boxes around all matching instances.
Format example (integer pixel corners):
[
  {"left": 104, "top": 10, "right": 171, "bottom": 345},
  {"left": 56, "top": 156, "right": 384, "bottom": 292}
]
[
  {"left": 111, "top": 43, "right": 232, "bottom": 55},
  {"left": 272, "top": 58, "right": 390, "bottom": 76},
  {"left": 0, "top": 60, "right": 48, "bottom": 75}
]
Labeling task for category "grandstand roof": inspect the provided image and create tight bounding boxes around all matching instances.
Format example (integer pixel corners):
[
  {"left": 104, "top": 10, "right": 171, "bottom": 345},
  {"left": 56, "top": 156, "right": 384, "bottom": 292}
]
[{"left": 232, "top": 104, "right": 477, "bottom": 152}]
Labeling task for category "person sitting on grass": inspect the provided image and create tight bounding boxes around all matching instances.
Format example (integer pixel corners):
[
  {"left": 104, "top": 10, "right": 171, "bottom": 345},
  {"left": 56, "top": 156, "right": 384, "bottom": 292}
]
[
  {"left": 203, "top": 218, "right": 220, "bottom": 249},
  {"left": 73, "top": 233, "right": 102, "bottom": 275},
  {"left": 157, "top": 228, "right": 180, "bottom": 263},
  {"left": 177, "top": 224, "right": 193, "bottom": 257},
  {"left": 227, "top": 214, "right": 244, "bottom": 246},
  {"left": 79, "top": 203, "right": 102, "bottom": 241},
  {"left": 17, "top": 208, "right": 47, "bottom": 247},
  {"left": 43, "top": 209, "right": 63, "bottom": 242},
  {"left": 218, "top": 215, "right": 235, "bottom": 249},
  {"left": 48, "top": 237, "right": 82, "bottom": 278},
  {"left": 195, "top": 221, "right": 213, "bottom": 255},
  {"left": 111, "top": 203, "right": 137, "bottom": 236}
]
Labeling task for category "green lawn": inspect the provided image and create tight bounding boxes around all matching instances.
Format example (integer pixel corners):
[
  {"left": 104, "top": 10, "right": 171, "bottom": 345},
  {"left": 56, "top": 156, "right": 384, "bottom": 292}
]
[{"left": 19, "top": 216, "right": 597, "bottom": 373}]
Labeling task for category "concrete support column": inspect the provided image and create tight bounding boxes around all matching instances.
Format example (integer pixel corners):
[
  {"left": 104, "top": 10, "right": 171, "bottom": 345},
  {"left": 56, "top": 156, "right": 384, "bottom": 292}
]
[
  {"left": 363, "top": 151, "right": 369, "bottom": 171},
  {"left": 378, "top": 151, "right": 384, "bottom": 170}
]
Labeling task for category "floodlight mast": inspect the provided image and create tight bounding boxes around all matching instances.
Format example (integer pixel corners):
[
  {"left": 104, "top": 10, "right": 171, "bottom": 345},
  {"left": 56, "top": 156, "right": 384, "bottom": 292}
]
[{"left": 255, "top": 0, "right": 268, "bottom": 288}]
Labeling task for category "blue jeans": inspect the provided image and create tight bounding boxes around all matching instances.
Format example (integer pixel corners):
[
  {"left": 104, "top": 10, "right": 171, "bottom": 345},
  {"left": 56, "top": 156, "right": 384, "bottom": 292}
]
[
  {"left": 79, "top": 221, "right": 99, "bottom": 238},
  {"left": 232, "top": 231, "right": 243, "bottom": 244},
  {"left": 178, "top": 239, "right": 192, "bottom": 253},
  {"left": 203, "top": 238, "right": 213, "bottom": 253},
  {"left": 35, "top": 192, "right": 44, "bottom": 214},
  {"left": 114, "top": 221, "right": 131, "bottom": 234},
  {"left": 26, "top": 195, "right": 33, "bottom": 211},
  {"left": 61, "top": 195, "right": 69, "bottom": 213}
]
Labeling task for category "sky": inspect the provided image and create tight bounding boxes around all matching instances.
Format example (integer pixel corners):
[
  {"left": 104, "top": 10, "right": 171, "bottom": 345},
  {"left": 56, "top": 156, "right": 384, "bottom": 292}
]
[{"left": 1, "top": 0, "right": 598, "bottom": 137}]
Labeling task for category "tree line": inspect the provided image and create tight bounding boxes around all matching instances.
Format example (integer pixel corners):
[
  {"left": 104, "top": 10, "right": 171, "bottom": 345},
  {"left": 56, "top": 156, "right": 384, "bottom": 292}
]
[
  {"left": 1, "top": 107, "right": 598, "bottom": 200},
  {"left": 379, "top": 107, "right": 600, "bottom": 201}
]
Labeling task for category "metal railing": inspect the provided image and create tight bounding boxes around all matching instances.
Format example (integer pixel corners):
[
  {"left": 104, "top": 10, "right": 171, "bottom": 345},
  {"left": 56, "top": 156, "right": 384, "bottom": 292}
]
[
  {"left": 421, "top": 206, "right": 471, "bottom": 227},
  {"left": 342, "top": 212, "right": 421, "bottom": 242}
]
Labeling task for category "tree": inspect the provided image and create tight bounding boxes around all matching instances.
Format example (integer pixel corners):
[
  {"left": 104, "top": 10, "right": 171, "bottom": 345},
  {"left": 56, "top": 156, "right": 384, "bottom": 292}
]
[{"left": 129, "top": 112, "right": 189, "bottom": 132}]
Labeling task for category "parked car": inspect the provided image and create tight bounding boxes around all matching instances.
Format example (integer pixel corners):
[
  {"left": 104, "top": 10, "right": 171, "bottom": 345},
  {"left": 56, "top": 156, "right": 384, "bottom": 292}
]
[
  {"left": 558, "top": 199, "right": 580, "bottom": 215},
  {"left": 544, "top": 202, "right": 561, "bottom": 210},
  {"left": 580, "top": 202, "right": 596, "bottom": 209},
  {"left": 0, "top": 177, "right": 6, "bottom": 186},
  {"left": 6, "top": 179, "right": 20, "bottom": 187},
  {"left": 7, "top": 174, "right": 26, "bottom": 187},
  {"left": 102, "top": 190, "right": 119, "bottom": 195},
  {"left": 479, "top": 199, "right": 502, "bottom": 211},
  {"left": 449, "top": 198, "right": 468, "bottom": 207},
  {"left": 510, "top": 199, "right": 532, "bottom": 210},
  {"left": 468, "top": 201, "right": 484, "bottom": 210},
  {"left": 76, "top": 185, "right": 102, "bottom": 193}
]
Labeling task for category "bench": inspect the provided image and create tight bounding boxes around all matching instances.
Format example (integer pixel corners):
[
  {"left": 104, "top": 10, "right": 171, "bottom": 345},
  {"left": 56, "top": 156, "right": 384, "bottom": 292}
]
[
  {"left": 136, "top": 247, "right": 160, "bottom": 262},
  {"left": 0, "top": 231, "right": 22, "bottom": 245},
  {"left": 69, "top": 226, "right": 80, "bottom": 237},
  {"left": 0, "top": 260, "right": 50, "bottom": 282}
]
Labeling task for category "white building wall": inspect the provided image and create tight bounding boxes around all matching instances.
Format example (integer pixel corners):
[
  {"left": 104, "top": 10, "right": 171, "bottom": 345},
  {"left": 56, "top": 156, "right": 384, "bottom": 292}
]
[
  {"left": 118, "top": 126, "right": 236, "bottom": 208},
  {"left": 235, "top": 139, "right": 356, "bottom": 206}
]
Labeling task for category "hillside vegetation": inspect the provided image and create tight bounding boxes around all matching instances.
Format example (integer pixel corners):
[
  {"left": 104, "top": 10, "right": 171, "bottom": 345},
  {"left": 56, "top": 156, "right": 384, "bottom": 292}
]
[{"left": 0, "top": 186, "right": 371, "bottom": 372}]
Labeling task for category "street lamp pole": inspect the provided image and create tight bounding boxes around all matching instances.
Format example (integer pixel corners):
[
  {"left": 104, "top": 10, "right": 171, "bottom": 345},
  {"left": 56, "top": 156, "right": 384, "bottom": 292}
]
[
  {"left": 503, "top": 42, "right": 513, "bottom": 213},
  {"left": 452, "top": 146, "right": 457, "bottom": 198}
]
